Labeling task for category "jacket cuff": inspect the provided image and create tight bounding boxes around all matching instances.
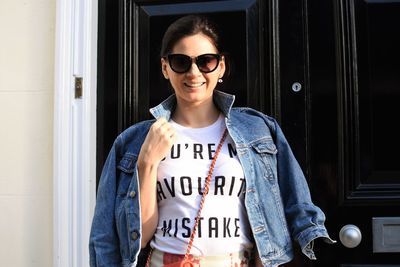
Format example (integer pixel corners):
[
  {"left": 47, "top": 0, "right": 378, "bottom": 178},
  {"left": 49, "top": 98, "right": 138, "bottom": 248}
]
[{"left": 297, "top": 226, "right": 336, "bottom": 259}]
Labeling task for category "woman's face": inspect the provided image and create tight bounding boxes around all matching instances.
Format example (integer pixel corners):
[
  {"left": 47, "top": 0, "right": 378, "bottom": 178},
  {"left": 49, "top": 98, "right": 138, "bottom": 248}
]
[{"left": 161, "top": 33, "right": 225, "bottom": 107}]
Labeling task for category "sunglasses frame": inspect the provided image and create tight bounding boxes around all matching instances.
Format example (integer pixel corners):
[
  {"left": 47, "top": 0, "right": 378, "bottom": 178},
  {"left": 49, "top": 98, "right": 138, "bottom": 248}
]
[{"left": 164, "top": 53, "right": 222, "bottom": 74}]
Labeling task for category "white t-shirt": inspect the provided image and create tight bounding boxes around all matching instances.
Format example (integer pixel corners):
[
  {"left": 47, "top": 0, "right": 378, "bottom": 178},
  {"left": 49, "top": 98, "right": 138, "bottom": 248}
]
[{"left": 150, "top": 114, "right": 253, "bottom": 256}]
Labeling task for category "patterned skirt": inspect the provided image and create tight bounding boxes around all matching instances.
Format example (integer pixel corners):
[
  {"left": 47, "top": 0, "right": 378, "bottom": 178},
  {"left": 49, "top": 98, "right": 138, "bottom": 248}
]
[{"left": 148, "top": 248, "right": 253, "bottom": 267}]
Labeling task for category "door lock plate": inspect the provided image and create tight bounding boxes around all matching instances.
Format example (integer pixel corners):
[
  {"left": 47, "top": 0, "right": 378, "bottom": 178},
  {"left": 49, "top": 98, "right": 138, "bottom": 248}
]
[{"left": 372, "top": 217, "right": 400, "bottom": 253}]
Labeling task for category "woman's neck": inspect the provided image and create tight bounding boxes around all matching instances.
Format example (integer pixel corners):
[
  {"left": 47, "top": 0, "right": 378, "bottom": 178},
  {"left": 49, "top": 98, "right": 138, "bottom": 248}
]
[{"left": 172, "top": 99, "right": 220, "bottom": 128}]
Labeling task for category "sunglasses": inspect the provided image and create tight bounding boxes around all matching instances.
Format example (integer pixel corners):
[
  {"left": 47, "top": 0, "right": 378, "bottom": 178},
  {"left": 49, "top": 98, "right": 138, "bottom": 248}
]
[{"left": 165, "top": 53, "right": 222, "bottom": 73}]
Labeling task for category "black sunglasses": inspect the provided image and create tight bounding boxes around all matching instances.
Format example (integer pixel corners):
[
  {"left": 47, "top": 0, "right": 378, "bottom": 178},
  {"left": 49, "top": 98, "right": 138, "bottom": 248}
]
[{"left": 165, "top": 53, "right": 222, "bottom": 73}]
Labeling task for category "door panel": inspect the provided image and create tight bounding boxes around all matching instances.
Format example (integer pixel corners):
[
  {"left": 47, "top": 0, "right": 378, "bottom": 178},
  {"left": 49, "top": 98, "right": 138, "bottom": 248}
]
[
  {"left": 307, "top": 0, "right": 400, "bottom": 265},
  {"left": 335, "top": 0, "right": 400, "bottom": 204},
  {"left": 356, "top": 0, "right": 400, "bottom": 193}
]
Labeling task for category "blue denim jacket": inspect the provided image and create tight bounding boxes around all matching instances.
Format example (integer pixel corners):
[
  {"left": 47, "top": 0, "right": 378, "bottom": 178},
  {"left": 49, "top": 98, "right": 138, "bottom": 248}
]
[{"left": 89, "top": 90, "right": 334, "bottom": 267}]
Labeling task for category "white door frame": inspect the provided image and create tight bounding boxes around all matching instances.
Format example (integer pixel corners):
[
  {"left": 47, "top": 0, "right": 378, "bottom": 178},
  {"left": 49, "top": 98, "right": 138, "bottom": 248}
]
[{"left": 54, "top": 0, "right": 97, "bottom": 266}]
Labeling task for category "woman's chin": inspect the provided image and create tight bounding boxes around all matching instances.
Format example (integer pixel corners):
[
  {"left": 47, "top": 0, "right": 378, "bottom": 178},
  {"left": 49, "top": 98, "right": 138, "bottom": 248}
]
[{"left": 178, "top": 90, "right": 213, "bottom": 105}]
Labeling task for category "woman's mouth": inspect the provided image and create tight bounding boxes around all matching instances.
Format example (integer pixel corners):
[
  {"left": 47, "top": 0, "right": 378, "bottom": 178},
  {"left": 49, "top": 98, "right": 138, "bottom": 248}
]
[{"left": 184, "top": 82, "right": 206, "bottom": 88}]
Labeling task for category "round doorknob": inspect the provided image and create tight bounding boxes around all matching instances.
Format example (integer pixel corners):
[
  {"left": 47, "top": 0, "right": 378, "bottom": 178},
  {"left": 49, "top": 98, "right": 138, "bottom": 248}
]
[{"left": 339, "top": 224, "right": 362, "bottom": 248}]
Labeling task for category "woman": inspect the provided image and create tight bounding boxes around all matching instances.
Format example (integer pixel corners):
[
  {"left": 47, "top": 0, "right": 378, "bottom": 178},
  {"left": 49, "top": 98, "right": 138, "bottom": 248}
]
[{"left": 89, "top": 15, "right": 334, "bottom": 267}]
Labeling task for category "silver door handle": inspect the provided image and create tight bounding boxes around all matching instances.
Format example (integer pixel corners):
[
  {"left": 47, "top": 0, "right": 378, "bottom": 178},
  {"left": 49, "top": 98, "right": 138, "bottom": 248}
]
[{"left": 339, "top": 224, "right": 362, "bottom": 248}]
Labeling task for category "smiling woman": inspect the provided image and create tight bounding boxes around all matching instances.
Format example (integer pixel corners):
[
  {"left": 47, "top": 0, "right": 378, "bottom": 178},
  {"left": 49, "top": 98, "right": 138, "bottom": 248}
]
[
  {"left": 160, "top": 31, "right": 225, "bottom": 128},
  {"left": 89, "top": 14, "right": 334, "bottom": 267}
]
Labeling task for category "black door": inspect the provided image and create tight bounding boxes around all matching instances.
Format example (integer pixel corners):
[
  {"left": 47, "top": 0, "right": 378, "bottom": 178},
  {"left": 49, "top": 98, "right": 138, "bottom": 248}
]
[
  {"left": 97, "top": 0, "right": 400, "bottom": 265},
  {"left": 278, "top": 0, "right": 400, "bottom": 266},
  {"left": 303, "top": 0, "right": 400, "bottom": 266}
]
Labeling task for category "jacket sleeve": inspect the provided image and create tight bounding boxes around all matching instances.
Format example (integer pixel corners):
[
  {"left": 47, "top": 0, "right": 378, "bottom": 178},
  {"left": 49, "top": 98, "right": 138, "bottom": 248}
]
[
  {"left": 267, "top": 117, "right": 335, "bottom": 259},
  {"left": 89, "top": 137, "right": 122, "bottom": 267}
]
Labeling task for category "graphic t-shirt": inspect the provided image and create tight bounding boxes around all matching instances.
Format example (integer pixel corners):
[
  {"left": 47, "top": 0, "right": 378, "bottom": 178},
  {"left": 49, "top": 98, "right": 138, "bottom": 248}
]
[{"left": 150, "top": 115, "right": 253, "bottom": 256}]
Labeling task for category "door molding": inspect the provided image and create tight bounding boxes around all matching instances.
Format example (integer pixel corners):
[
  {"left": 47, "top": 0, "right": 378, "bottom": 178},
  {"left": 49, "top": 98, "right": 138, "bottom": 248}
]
[
  {"left": 334, "top": 0, "right": 400, "bottom": 204},
  {"left": 54, "top": 0, "right": 97, "bottom": 266}
]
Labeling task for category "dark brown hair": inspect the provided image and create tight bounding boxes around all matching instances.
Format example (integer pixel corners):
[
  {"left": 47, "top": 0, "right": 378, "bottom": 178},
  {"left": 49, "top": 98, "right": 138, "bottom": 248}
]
[{"left": 160, "top": 15, "right": 221, "bottom": 57}]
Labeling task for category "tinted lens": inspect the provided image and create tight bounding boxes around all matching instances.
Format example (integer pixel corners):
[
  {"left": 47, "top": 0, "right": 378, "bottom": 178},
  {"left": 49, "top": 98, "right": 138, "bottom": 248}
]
[
  {"left": 167, "top": 54, "right": 221, "bottom": 73},
  {"left": 196, "top": 54, "right": 220, "bottom": 73},
  {"left": 168, "top": 54, "right": 192, "bottom": 73}
]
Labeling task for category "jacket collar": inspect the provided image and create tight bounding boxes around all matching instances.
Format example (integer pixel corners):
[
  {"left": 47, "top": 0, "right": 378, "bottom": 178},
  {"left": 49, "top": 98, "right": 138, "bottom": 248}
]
[{"left": 149, "top": 90, "right": 235, "bottom": 120}]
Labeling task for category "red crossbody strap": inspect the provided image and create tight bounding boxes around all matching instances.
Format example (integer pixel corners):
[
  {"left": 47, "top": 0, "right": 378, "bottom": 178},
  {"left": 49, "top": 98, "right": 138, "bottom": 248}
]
[{"left": 183, "top": 128, "right": 228, "bottom": 259}]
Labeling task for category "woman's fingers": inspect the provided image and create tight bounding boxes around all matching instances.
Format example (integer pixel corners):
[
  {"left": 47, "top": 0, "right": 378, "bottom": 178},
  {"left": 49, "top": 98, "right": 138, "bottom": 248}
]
[
  {"left": 138, "top": 118, "right": 176, "bottom": 166},
  {"left": 151, "top": 118, "right": 175, "bottom": 143}
]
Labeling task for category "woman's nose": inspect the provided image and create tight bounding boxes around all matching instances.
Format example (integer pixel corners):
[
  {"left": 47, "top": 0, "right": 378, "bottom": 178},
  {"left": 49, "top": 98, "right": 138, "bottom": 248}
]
[{"left": 186, "top": 61, "right": 202, "bottom": 76}]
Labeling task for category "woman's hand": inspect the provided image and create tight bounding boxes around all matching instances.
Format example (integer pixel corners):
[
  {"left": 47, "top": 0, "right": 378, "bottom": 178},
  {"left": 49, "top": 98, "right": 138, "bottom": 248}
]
[
  {"left": 137, "top": 118, "right": 176, "bottom": 248},
  {"left": 138, "top": 117, "right": 176, "bottom": 168}
]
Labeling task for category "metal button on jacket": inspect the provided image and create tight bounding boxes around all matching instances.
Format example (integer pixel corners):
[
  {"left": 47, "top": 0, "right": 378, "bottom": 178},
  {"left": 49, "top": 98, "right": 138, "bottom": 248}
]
[
  {"left": 131, "top": 230, "right": 139, "bottom": 240},
  {"left": 129, "top": 191, "right": 136, "bottom": 198}
]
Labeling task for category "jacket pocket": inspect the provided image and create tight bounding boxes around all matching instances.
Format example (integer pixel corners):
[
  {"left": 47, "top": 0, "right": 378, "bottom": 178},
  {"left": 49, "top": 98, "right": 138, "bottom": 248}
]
[
  {"left": 117, "top": 152, "right": 136, "bottom": 173},
  {"left": 116, "top": 152, "right": 137, "bottom": 196},
  {"left": 251, "top": 140, "right": 278, "bottom": 181}
]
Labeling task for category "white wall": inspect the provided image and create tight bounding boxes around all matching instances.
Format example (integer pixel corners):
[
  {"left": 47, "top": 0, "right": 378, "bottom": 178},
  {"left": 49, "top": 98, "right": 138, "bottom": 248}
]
[{"left": 0, "top": 0, "right": 55, "bottom": 266}]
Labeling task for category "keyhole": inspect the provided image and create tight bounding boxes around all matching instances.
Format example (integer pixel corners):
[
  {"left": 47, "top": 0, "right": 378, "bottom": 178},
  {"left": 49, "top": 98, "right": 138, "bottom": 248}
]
[{"left": 292, "top": 82, "right": 302, "bottom": 92}]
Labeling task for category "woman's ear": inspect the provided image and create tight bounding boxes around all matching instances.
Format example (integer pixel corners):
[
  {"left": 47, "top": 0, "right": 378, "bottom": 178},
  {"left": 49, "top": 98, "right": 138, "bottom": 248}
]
[
  {"left": 161, "top": 58, "right": 169, "bottom": 79},
  {"left": 218, "top": 55, "right": 226, "bottom": 78}
]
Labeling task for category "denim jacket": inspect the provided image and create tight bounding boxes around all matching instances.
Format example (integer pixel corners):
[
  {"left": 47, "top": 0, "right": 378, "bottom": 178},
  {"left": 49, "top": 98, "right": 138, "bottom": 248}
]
[{"left": 89, "top": 90, "right": 334, "bottom": 267}]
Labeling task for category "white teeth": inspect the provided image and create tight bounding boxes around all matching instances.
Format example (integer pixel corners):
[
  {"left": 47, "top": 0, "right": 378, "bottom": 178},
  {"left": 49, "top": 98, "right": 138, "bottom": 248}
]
[{"left": 185, "top": 82, "right": 204, "bottom": 87}]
